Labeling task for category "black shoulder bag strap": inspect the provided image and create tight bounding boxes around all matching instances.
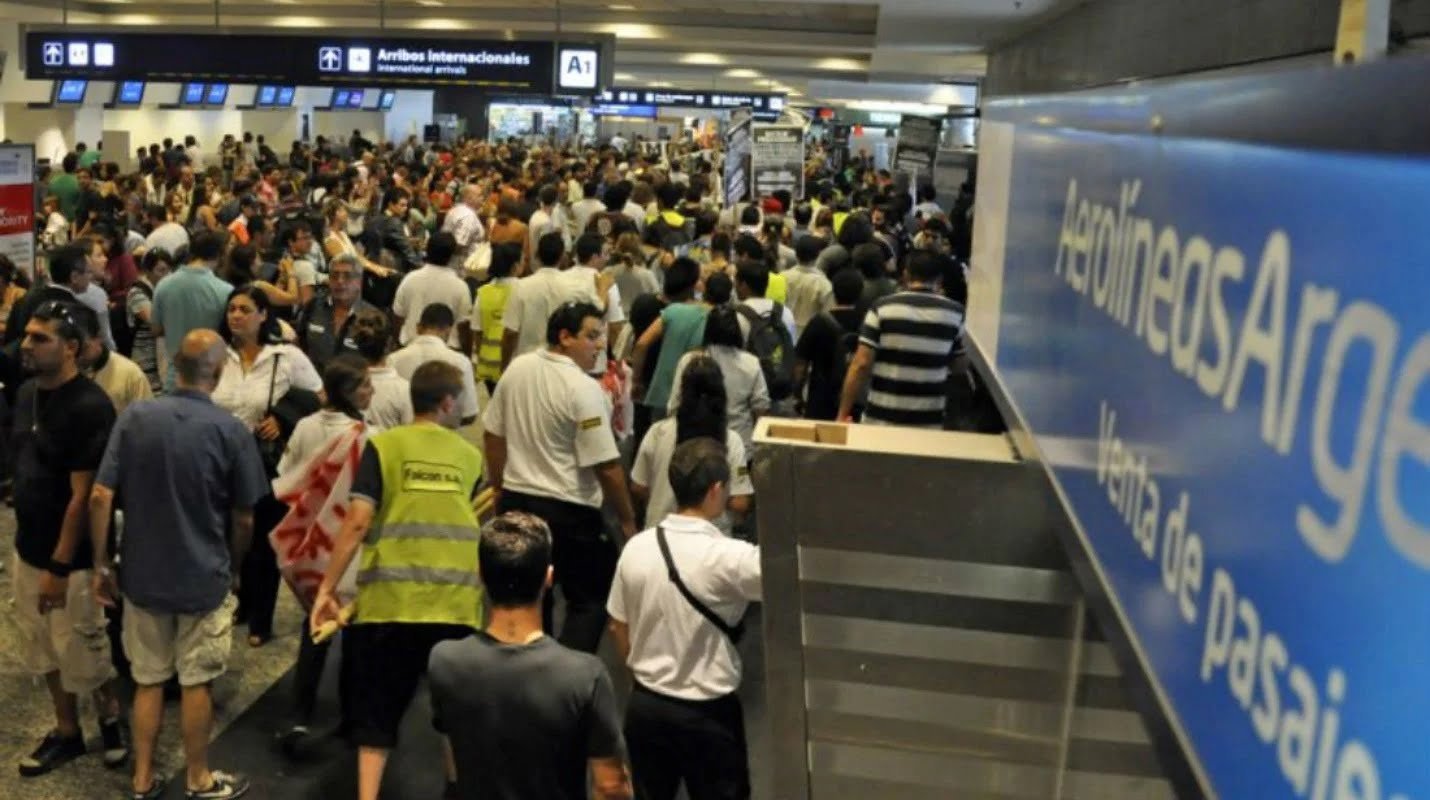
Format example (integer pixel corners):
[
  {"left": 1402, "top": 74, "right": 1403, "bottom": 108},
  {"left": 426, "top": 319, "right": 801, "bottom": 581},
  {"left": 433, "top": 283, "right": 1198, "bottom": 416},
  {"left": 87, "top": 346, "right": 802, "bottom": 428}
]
[{"left": 656, "top": 526, "right": 744, "bottom": 642}]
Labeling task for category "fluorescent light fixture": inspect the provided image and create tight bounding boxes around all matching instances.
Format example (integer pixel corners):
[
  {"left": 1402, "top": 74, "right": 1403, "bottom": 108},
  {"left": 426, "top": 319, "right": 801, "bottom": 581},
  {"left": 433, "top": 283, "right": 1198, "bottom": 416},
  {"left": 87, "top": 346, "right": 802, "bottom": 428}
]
[
  {"left": 614, "top": 72, "right": 637, "bottom": 81},
  {"left": 814, "top": 57, "right": 864, "bottom": 71},
  {"left": 596, "top": 23, "right": 662, "bottom": 39},
  {"left": 416, "top": 0, "right": 444, "bottom": 5},
  {"left": 846, "top": 99, "right": 947, "bottom": 115},
  {"left": 723, "top": 68, "right": 760, "bottom": 78},
  {"left": 609, "top": 3, "right": 637, "bottom": 9},
  {"left": 678, "top": 53, "right": 727, "bottom": 66}
]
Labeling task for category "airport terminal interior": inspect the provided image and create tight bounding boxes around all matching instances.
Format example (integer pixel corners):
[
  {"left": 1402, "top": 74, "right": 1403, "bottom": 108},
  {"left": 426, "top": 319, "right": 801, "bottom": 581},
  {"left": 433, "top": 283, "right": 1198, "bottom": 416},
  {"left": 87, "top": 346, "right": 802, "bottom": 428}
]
[{"left": 0, "top": 0, "right": 1426, "bottom": 798}]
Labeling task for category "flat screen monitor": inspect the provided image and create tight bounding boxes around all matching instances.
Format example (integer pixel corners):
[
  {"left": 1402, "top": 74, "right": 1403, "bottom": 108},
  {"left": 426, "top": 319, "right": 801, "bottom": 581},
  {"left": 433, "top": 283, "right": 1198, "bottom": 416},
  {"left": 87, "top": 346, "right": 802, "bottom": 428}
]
[
  {"left": 180, "top": 82, "right": 206, "bottom": 106},
  {"left": 255, "top": 86, "right": 277, "bottom": 107},
  {"left": 331, "top": 89, "right": 351, "bottom": 109},
  {"left": 379, "top": 90, "right": 396, "bottom": 110},
  {"left": 54, "top": 79, "right": 87, "bottom": 104},
  {"left": 205, "top": 83, "right": 228, "bottom": 106},
  {"left": 275, "top": 86, "right": 295, "bottom": 107},
  {"left": 346, "top": 89, "right": 365, "bottom": 109},
  {"left": 114, "top": 80, "right": 144, "bottom": 105}
]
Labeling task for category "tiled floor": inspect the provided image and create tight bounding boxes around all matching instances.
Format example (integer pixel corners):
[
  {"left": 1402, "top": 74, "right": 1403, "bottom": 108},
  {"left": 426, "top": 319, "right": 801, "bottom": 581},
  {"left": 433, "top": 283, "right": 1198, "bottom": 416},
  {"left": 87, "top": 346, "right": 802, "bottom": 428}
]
[{"left": 0, "top": 505, "right": 309, "bottom": 800}]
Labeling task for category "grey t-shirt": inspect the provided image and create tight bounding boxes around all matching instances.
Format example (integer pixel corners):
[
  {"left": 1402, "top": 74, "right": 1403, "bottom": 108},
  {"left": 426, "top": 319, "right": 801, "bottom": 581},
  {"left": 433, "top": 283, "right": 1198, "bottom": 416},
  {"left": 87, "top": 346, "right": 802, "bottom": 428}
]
[
  {"left": 429, "top": 632, "right": 624, "bottom": 800},
  {"left": 96, "top": 389, "right": 269, "bottom": 614}
]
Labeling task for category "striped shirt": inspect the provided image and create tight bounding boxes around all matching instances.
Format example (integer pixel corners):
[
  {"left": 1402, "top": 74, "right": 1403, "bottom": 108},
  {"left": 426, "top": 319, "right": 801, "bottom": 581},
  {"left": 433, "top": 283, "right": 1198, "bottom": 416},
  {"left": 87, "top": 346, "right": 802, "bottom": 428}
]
[{"left": 859, "top": 289, "right": 965, "bottom": 428}]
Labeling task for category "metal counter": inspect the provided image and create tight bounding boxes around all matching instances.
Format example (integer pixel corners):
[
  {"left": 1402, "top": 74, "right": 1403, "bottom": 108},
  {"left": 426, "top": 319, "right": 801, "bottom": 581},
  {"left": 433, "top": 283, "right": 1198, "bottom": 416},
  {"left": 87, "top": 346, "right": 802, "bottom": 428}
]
[{"left": 753, "top": 419, "right": 1177, "bottom": 799}]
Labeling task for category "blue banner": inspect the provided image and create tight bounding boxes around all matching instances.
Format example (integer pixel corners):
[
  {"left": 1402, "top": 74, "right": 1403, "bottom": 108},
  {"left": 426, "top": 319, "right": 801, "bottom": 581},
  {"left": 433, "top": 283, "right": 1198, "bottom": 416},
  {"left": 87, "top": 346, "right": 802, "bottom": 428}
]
[{"left": 993, "top": 125, "right": 1430, "bottom": 799}]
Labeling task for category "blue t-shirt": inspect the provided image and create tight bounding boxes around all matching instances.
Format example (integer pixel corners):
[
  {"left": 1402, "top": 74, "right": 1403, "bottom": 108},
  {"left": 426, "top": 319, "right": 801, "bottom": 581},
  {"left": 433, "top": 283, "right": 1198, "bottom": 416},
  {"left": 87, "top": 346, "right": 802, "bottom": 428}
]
[{"left": 96, "top": 389, "right": 269, "bottom": 614}]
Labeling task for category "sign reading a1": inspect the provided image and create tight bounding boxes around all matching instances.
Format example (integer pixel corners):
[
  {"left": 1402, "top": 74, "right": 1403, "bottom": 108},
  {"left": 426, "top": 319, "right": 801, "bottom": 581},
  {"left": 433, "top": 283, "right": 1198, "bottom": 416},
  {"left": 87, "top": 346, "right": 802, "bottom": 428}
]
[{"left": 557, "top": 47, "right": 598, "bottom": 91}]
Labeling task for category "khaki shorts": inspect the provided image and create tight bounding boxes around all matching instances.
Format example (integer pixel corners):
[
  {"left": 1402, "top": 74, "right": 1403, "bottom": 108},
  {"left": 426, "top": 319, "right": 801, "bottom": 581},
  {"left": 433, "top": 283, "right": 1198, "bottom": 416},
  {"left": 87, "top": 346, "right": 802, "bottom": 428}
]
[
  {"left": 122, "top": 594, "right": 237, "bottom": 687},
  {"left": 11, "top": 554, "right": 115, "bottom": 694}
]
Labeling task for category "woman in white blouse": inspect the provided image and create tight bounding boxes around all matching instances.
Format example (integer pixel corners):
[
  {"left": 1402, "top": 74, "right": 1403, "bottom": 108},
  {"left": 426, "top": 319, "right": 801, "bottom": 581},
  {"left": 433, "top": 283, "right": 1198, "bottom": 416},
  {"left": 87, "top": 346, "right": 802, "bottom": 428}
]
[
  {"left": 275, "top": 354, "right": 374, "bottom": 751},
  {"left": 215, "top": 284, "right": 324, "bottom": 647},
  {"left": 668, "top": 305, "right": 770, "bottom": 453},
  {"left": 322, "top": 198, "right": 393, "bottom": 281}
]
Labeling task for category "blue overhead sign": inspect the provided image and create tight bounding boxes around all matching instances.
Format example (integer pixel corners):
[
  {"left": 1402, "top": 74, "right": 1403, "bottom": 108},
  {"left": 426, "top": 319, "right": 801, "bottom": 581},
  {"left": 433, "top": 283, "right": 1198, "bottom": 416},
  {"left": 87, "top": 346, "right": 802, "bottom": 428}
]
[{"left": 978, "top": 117, "right": 1430, "bottom": 799}]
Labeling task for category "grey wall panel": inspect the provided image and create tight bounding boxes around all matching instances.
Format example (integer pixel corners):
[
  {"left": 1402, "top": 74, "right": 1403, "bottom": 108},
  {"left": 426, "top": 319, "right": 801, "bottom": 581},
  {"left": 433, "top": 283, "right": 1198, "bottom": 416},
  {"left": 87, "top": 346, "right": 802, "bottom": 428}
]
[
  {"left": 805, "top": 646, "right": 1071, "bottom": 705},
  {"left": 801, "top": 581, "right": 1077, "bottom": 639},
  {"left": 798, "top": 546, "right": 1081, "bottom": 604},
  {"left": 809, "top": 741, "right": 1060, "bottom": 797},
  {"left": 807, "top": 710, "right": 1060, "bottom": 768}
]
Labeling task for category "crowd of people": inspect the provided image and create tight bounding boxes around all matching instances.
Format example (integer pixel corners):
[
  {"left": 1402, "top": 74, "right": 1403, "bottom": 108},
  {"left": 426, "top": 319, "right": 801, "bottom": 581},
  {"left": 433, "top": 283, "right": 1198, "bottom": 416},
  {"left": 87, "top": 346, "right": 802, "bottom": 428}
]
[{"left": 0, "top": 125, "right": 979, "bottom": 800}]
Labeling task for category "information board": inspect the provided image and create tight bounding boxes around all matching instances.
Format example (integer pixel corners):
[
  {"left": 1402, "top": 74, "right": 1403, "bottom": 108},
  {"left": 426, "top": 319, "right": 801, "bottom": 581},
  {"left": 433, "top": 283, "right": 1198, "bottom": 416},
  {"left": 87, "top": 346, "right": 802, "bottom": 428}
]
[
  {"left": 974, "top": 114, "right": 1430, "bottom": 799},
  {"left": 723, "top": 108, "right": 753, "bottom": 209},
  {"left": 750, "top": 124, "right": 804, "bottom": 199},
  {"left": 26, "top": 30, "right": 605, "bottom": 95},
  {"left": 0, "top": 145, "right": 35, "bottom": 279},
  {"left": 893, "top": 114, "right": 939, "bottom": 175}
]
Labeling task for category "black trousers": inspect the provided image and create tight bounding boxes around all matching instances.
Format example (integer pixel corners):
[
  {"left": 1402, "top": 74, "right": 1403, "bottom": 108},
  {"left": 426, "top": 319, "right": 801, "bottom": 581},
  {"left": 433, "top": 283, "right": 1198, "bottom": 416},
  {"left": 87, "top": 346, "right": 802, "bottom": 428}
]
[
  {"left": 238, "top": 493, "right": 287, "bottom": 639},
  {"left": 625, "top": 685, "right": 750, "bottom": 800},
  {"left": 291, "top": 618, "right": 346, "bottom": 727},
  {"left": 496, "top": 491, "right": 614, "bottom": 654}
]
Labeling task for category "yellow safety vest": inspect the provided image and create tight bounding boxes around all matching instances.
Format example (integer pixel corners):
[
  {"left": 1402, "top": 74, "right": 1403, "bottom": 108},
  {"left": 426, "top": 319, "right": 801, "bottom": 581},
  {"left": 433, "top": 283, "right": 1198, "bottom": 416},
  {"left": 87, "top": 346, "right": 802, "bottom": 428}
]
[
  {"left": 356, "top": 423, "right": 484, "bottom": 627},
  {"left": 476, "top": 279, "right": 514, "bottom": 383},
  {"left": 765, "top": 271, "right": 787, "bottom": 304}
]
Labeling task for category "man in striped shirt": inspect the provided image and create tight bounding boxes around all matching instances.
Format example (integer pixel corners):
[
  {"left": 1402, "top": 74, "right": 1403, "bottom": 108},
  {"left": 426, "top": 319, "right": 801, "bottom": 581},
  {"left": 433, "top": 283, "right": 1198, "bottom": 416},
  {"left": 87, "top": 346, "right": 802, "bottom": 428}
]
[{"left": 838, "top": 250, "right": 964, "bottom": 428}]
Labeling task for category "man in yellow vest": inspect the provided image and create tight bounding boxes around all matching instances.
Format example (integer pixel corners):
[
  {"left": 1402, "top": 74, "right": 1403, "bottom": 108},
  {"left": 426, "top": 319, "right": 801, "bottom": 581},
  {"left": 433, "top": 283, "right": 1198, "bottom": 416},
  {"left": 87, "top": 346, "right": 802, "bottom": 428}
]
[
  {"left": 472, "top": 243, "right": 520, "bottom": 392},
  {"left": 311, "top": 360, "right": 483, "bottom": 800}
]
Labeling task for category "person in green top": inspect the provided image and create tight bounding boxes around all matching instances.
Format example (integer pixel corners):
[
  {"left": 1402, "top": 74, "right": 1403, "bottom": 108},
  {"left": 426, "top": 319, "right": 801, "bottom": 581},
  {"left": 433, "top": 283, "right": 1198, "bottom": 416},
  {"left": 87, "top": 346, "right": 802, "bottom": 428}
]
[
  {"left": 312, "top": 360, "right": 483, "bottom": 800},
  {"left": 630, "top": 256, "right": 709, "bottom": 416},
  {"left": 48, "top": 154, "right": 81, "bottom": 224},
  {"left": 75, "top": 142, "right": 101, "bottom": 170}
]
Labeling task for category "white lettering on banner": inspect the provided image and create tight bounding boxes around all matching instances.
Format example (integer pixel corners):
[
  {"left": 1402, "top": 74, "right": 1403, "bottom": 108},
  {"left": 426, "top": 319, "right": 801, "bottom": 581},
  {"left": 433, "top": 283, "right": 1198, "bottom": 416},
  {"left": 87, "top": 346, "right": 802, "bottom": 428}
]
[
  {"left": 1054, "top": 178, "right": 1430, "bottom": 570},
  {"left": 1095, "top": 400, "right": 1410, "bottom": 800}
]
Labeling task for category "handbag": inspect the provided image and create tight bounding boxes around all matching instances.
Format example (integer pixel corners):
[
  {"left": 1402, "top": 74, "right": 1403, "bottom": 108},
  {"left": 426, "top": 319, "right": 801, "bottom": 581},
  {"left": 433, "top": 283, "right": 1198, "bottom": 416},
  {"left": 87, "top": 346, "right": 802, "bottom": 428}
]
[
  {"left": 255, "top": 352, "right": 286, "bottom": 475},
  {"left": 655, "top": 526, "right": 745, "bottom": 643}
]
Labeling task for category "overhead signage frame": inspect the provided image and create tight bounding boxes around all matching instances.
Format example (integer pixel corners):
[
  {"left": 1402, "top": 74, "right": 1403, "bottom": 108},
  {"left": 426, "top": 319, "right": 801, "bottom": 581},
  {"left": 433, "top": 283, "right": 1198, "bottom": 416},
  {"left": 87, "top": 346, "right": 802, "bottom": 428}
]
[
  {"left": 24, "top": 28, "right": 612, "bottom": 96},
  {"left": 750, "top": 124, "right": 805, "bottom": 199}
]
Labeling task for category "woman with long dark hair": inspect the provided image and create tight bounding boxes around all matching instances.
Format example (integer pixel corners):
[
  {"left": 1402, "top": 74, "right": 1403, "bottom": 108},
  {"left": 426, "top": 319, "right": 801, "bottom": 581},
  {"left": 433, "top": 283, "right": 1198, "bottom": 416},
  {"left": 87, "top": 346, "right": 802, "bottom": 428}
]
[
  {"left": 213, "top": 284, "right": 323, "bottom": 646},
  {"left": 631, "top": 353, "right": 754, "bottom": 534},
  {"left": 273, "top": 354, "right": 375, "bottom": 753},
  {"left": 668, "top": 304, "right": 770, "bottom": 453}
]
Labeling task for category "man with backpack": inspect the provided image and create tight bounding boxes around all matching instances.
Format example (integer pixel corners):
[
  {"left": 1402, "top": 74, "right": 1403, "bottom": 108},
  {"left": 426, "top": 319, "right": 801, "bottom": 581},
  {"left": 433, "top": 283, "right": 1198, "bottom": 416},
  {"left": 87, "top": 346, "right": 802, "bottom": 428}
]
[
  {"left": 732, "top": 261, "right": 797, "bottom": 411},
  {"left": 794, "top": 269, "right": 865, "bottom": 421}
]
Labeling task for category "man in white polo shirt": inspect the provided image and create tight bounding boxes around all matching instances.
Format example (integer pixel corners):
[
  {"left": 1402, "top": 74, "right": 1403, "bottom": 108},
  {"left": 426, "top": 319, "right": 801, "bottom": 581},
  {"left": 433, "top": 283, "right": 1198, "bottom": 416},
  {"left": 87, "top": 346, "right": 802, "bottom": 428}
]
[
  {"left": 501, "top": 233, "right": 614, "bottom": 370},
  {"left": 483, "top": 300, "right": 637, "bottom": 655},
  {"left": 392, "top": 232, "right": 472, "bottom": 349},
  {"left": 607, "top": 437, "right": 762, "bottom": 800},
  {"left": 388, "top": 303, "right": 481, "bottom": 426}
]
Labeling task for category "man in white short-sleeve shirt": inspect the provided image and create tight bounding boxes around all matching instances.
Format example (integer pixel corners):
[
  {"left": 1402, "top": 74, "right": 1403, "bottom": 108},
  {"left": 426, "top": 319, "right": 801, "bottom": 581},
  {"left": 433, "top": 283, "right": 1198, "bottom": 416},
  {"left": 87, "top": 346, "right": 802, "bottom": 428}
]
[
  {"left": 388, "top": 303, "right": 481, "bottom": 425},
  {"left": 392, "top": 232, "right": 472, "bottom": 348},
  {"left": 562, "top": 233, "right": 624, "bottom": 376},
  {"left": 501, "top": 232, "right": 611, "bottom": 369},
  {"left": 484, "top": 301, "right": 637, "bottom": 654},
  {"left": 608, "top": 437, "right": 762, "bottom": 799}
]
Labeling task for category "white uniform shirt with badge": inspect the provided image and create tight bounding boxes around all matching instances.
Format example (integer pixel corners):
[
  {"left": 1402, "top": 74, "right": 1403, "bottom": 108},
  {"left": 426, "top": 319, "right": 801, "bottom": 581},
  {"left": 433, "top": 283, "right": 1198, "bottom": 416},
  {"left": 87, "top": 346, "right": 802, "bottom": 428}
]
[
  {"left": 632, "top": 420, "right": 752, "bottom": 535},
  {"left": 364, "top": 366, "right": 414, "bottom": 430},
  {"left": 388, "top": 334, "right": 481, "bottom": 421},
  {"left": 212, "top": 343, "right": 323, "bottom": 427},
  {"left": 483, "top": 349, "right": 619, "bottom": 509},
  {"left": 606, "top": 513, "right": 762, "bottom": 700}
]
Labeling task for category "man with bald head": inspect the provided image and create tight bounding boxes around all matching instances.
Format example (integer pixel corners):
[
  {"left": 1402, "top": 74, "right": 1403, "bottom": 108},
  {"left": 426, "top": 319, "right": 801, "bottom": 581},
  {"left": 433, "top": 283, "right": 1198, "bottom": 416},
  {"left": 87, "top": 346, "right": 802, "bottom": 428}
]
[
  {"left": 441, "top": 180, "right": 488, "bottom": 271},
  {"left": 89, "top": 328, "right": 268, "bottom": 800}
]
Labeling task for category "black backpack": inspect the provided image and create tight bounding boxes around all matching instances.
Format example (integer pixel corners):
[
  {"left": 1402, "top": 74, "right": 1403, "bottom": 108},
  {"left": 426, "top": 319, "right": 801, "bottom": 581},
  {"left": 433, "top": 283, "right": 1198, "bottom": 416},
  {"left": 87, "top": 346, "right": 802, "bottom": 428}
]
[{"left": 737, "top": 302, "right": 796, "bottom": 401}]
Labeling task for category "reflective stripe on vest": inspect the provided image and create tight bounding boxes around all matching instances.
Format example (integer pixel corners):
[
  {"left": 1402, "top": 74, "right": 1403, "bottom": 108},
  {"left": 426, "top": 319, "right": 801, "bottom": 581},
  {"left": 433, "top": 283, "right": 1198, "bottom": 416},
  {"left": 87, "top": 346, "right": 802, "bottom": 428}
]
[
  {"left": 370, "top": 522, "right": 481, "bottom": 543},
  {"left": 357, "top": 566, "right": 481, "bottom": 589}
]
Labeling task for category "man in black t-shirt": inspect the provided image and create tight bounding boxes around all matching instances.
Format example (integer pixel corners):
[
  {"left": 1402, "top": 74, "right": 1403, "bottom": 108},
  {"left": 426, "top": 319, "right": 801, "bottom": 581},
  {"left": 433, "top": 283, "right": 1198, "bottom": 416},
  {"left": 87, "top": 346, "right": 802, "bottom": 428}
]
[
  {"left": 11, "top": 300, "right": 128, "bottom": 777},
  {"left": 429, "top": 512, "right": 631, "bottom": 800},
  {"left": 794, "top": 268, "right": 865, "bottom": 421}
]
